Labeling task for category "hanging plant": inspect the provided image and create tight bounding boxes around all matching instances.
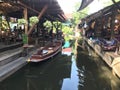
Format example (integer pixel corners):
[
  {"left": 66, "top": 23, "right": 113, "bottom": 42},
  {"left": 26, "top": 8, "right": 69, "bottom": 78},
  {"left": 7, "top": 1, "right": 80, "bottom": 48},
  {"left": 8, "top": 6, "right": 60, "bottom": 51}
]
[
  {"left": 29, "top": 16, "right": 39, "bottom": 26},
  {"left": 43, "top": 20, "right": 52, "bottom": 29},
  {"left": 18, "top": 18, "right": 27, "bottom": 25}
]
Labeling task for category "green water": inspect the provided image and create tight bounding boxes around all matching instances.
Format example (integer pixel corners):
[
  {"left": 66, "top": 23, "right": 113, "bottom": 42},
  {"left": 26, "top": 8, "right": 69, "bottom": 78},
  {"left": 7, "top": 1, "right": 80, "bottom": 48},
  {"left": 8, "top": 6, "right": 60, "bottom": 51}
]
[{"left": 0, "top": 44, "right": 120, "bottom": 90}]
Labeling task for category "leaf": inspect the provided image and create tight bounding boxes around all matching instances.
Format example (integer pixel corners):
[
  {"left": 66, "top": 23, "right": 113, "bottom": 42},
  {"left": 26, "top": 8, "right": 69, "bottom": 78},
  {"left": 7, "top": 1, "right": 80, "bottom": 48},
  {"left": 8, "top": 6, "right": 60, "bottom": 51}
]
[
  {"left": 18, "top": 18, "right": 27, "bottom": 25},
  {"left": 29, "top": 16, "right": 39, "bottom": 26}
]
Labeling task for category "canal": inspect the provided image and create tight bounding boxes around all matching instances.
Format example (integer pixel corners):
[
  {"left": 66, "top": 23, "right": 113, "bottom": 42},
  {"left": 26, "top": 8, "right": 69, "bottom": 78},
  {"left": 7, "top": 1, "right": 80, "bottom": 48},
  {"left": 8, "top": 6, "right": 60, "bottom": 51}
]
[{"left": 0, "top": 42, "right": 120, "bottom": 90}]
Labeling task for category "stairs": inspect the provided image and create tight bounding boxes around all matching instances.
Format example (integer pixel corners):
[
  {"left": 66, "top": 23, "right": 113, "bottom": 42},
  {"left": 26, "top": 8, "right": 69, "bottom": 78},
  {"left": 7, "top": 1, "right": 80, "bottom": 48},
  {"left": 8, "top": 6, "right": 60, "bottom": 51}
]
[
  {"left": 0, "top": 42, "right": 23, "bottom": 53},
  {"left": 0, "top": 40, "right": 51, "bottom": 82},
  {"left": 0, "top": 57, "right": 26, "bottom": 82},
  {"left": 0, "top": 42, "right": 36, "bottom": 82},
  {"left": 0, "top": 47, "right": 23, "bottom": 66}
]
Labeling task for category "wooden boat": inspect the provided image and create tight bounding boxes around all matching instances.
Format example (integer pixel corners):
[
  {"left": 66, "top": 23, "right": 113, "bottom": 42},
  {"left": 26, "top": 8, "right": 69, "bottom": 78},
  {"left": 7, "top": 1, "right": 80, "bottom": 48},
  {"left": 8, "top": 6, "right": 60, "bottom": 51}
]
[
  {"left": 62, "top": 47, "right": 72, "bottom": 56},
  {"left": 28, "top": 41, "right": 62, "bottom": 62},
  {"left": 96, "top": 38, "right": 117, "bottom": 51}
]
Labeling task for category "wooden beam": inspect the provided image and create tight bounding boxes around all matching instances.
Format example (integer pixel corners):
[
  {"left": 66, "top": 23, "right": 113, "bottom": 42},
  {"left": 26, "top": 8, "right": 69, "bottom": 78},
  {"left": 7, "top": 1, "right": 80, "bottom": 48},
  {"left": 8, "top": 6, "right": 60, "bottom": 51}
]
[
  {"left": 27, "top": 5, "right": 48, "bottom": 35},
  {"left": 18, "top": 1, "right": 39, "bottom": 14},
  {"left": 58, "top": 14, "right": 64, "bottom": 21},
  {"left": 23, "top": 8, "right": 28, "bottom": 34}
]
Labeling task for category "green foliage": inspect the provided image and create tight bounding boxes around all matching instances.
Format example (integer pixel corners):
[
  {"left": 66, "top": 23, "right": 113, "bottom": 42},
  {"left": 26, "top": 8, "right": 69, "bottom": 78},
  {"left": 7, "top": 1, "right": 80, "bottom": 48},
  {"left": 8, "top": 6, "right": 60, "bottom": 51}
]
[
  {"left": 29, "top": 16, "right": 39, "bottom": 26},
  {"left": 18, "top": 18, "right": 27, "bottom": 25},
  {"left": 0, "top": 15, "right": 2, "bottom": 29},
  {"left": 43, "top": 20, "right": 52, "bottom": 28},
  {"left": 71, "top": 0, "right": 120, "bottom": 27},
  {"left": 62, "top": 25, "right": 74, "bottom": 41},
  {"left": 2, "top": 20, "right": 9, "bottom": 30},
  {"left": 53, "top": 21, "right": 62, "bottom": 30},
  {"left": 52, "top": 21, "right": 61, "bottom": 33},
  {"left": 62, "top": 26, "right": 72, "bottom": 34},
  {"left": 0, "top": 16, "right": 9, "bottom": 30},
  {"left": 72, "top": 2, "right": 89, "bottom": 27},
  {"left": 53, "top": 21, "right": 61, "bottom": 26}
]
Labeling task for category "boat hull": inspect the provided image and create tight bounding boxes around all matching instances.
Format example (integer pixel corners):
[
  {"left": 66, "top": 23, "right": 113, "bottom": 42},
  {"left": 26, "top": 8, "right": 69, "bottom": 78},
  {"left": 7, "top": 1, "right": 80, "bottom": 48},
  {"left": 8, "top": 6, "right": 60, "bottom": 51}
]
[{"left": 29, "top": 41, "right": 62, "bottom": 62}]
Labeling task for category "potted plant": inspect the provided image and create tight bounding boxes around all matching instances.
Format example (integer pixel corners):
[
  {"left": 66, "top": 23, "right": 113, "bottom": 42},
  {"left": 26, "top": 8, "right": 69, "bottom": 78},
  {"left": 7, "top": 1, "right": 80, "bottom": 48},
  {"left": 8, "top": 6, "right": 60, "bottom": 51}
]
[
  {"left": 43, "top": 20, "right": 52, "bottom": 28},
  {"left": 29, "top": 16, "right": 39, "bottom": 26},
  {"left": 18, "top": 18, "right": 27, "bottom": 25}
]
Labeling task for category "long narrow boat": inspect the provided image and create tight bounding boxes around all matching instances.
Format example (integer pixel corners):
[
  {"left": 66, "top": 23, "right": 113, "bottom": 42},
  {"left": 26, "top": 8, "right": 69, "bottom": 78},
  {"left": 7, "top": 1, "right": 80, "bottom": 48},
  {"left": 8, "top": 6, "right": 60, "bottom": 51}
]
[
  {"left": 62, "top": 47, "right": 72, "bottom": 56},
  {"left": 28, "top": 41, "right": 62, "bottom": 62}
]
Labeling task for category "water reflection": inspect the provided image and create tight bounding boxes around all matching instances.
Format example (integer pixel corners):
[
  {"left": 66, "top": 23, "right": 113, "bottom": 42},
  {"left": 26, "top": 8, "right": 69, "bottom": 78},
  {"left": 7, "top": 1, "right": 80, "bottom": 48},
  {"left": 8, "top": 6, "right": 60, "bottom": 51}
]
[
  {"left": 76, "top": 46, "right": 120, "bottom": 90},
  {"left": 0, "top": 53, "right": 73, "bottom": 90},
  {"left": 62, "top": 56, "right": 79, "bottom": 90},
  {"left": 0, "top": 43, "right": 120, "bottom": 90},
  {"left": 25, "top": 55, "right": 72, "bottom": 90}
]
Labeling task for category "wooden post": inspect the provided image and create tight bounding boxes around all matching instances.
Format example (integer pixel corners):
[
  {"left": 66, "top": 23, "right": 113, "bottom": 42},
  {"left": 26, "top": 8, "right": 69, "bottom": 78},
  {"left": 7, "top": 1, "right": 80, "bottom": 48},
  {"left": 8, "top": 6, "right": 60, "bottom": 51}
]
[
  {"left": 23, "top": 8, "right": 28, "bottom": 34},
  {"left": 27, "top": 5, "right": 48, "bottom": 35},
  {"left": 110, "top": 7, "right": 116, "bottom": 39},
  {"left": 0, "top": 14, "right": 2, "bottom": 30}
]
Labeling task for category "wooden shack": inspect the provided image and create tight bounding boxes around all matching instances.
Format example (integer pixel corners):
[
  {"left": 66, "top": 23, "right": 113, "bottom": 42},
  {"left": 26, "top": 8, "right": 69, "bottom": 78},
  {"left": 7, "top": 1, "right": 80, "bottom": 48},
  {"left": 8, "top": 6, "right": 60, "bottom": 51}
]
[{"left": 82, "top": 1, "right": 120, "bottom": 78}]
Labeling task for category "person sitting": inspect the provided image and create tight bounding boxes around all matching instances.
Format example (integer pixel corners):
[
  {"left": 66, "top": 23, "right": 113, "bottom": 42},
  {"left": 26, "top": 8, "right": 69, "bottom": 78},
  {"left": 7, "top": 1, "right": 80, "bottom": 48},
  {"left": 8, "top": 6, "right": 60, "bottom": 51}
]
[{"left": 49, "top": 29, "right": 53, "bottom": 42}]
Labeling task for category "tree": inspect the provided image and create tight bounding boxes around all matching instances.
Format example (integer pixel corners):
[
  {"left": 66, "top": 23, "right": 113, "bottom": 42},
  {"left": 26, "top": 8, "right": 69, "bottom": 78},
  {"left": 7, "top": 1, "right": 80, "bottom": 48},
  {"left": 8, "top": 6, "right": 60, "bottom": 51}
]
[
  {"left": 72, "top": 3, "right": 89, "bottom": 27},
  {"left": 62, "top": 25, "right": 74, "bottom": 41}
]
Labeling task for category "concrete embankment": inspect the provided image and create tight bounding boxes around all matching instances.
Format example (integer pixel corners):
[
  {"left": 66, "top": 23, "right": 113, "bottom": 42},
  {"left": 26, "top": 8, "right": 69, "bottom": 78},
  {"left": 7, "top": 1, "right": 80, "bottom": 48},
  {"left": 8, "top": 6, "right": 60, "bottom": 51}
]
[{"left": 0, "top": 44, "right": 36, "bottom": 82}]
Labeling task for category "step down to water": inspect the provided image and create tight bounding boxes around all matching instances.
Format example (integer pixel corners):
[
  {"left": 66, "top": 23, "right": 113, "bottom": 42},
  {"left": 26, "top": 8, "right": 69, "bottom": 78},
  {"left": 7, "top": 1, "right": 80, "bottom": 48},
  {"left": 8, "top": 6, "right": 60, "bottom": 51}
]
[
  {"left": 0, "top": 45, "right": 38, "bottom": 82},
  {"left": 0, "top": 42, "right": 23, "bottom": 53},
  {"left": 0, "top": 47, "right": 23, "bottom": 66},
  {"left": 0, "top": 57, "right": 27, "bottom": 82}
]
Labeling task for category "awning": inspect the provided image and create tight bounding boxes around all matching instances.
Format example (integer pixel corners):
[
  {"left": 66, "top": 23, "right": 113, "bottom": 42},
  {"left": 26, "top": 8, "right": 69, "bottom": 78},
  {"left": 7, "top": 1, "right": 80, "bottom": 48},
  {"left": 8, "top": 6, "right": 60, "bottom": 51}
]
[{"left": 78, "top": 0, "right": 94, "bottom": 11}]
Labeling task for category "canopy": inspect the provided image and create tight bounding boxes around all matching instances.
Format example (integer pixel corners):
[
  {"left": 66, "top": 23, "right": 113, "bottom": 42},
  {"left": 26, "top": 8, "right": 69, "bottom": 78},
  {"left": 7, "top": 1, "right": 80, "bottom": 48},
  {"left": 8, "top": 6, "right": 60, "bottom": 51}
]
[{"left": 0, "top": 0, "right": 67, "bottom": 22}]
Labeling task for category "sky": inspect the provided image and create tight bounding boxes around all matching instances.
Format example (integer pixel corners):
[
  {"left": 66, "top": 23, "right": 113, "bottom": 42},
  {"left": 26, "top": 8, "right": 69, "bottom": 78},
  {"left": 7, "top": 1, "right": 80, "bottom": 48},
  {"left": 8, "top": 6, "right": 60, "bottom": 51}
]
[
  {"left": 88, "top": 0, "right": 104, "bottom": 14},
  {"left": 57, "top": 0, "right": 81, "bottom": 13},
  {"left": 57, "top": 0, "right": 114, "bottom": 15},
  {"left": 88, "top": 0, "right": 113, "bottom": 14}
]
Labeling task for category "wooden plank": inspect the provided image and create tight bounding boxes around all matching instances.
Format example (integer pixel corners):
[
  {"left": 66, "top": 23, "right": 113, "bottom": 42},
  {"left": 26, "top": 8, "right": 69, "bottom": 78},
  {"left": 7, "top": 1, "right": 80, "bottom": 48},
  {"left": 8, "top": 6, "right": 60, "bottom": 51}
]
[
  {"left": 111, "top": 57, "right": 120, "bottom": 77},
  {"left": 18, "top": 1, "right": 39, "bottom": 14}
]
